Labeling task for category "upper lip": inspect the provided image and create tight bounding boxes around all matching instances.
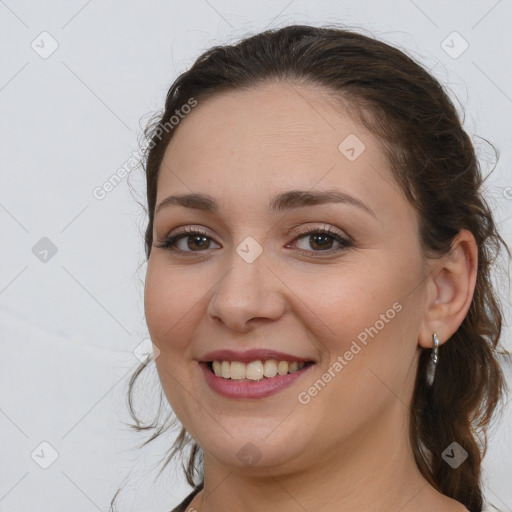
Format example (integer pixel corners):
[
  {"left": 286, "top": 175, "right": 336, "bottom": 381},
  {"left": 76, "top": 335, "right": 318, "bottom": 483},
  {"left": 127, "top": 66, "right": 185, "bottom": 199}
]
[{"left": 200, "top": 349, "right": 315, "bottom": 363}]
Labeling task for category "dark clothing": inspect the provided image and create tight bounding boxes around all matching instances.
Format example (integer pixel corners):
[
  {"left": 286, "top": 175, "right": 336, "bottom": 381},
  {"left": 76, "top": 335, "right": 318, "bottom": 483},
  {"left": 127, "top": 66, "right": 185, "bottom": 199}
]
[{"left": 170, "top": 485, "right": 203, "bottom": 512}]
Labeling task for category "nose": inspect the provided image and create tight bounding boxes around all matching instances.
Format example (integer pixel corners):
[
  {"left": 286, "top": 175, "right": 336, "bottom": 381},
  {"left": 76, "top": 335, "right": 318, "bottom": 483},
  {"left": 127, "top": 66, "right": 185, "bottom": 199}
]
[{"left": 206, "top": 247, "right": 288, "bottom": 332}]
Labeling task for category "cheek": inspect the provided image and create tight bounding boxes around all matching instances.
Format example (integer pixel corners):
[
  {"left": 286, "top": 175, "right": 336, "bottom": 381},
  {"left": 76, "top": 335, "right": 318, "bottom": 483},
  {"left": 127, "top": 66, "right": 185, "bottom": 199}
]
[
  {"left": 144, "top": 257, "right": 206, "bottom": 351},
  {"left": 144, "top": 259, "right": 207, "bottom": 423},
  {"left": 293, "top": 263, "right": 399, "bottom": 344},
  {"left": 293, "top": 258, "right": 418, "bottom": 390},
  {"left": 295, "top": 270, "right": 414, "bottom": 438}
]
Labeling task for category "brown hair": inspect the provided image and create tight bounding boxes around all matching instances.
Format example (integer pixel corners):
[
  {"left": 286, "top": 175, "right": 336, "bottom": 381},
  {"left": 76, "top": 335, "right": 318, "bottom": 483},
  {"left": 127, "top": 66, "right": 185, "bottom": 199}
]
[{"left": 113, "top": 24, "right": 510, "bottom": 512}]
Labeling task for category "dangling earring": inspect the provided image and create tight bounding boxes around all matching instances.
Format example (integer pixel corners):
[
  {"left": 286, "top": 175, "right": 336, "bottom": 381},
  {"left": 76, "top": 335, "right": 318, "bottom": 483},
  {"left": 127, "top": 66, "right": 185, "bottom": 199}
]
[{"left": 426, "top": 332, "right": 439, "bottom": 386}]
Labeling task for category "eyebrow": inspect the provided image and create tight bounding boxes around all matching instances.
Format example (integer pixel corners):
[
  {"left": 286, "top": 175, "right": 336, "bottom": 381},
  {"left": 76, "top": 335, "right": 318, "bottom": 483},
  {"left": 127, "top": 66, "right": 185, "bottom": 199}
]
[{"left": 155, "top": 189, "right": 376, "bottom": 218}]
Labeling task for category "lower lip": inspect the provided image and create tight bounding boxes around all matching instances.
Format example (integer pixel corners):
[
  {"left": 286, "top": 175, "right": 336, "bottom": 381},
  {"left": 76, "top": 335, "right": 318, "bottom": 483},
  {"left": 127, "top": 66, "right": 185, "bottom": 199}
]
[{"left": 199, "top": 362, "right": 315, "bottom": 399}]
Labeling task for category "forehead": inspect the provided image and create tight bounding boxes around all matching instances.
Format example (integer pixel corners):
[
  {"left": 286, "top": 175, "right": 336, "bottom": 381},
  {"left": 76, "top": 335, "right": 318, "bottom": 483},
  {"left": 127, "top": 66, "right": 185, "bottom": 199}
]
[{"left": 157, "top": 81, "right": 402, "bottom": 216}]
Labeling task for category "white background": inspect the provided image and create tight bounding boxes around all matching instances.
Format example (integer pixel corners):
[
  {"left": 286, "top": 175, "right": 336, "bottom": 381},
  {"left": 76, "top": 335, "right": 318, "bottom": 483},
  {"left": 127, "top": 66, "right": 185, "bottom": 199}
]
[{"left": 1, "top": 1, "right": 511, "bottom": 511}]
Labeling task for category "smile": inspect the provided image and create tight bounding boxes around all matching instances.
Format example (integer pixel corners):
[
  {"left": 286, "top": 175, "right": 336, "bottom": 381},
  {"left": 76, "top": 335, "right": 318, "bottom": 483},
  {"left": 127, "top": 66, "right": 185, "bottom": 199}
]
[
  {"left": 200, "top": 360, "right": 315, "bottom": 399},
  {"left": 209, "top": 359, "right": 312, "bottom": 380}
]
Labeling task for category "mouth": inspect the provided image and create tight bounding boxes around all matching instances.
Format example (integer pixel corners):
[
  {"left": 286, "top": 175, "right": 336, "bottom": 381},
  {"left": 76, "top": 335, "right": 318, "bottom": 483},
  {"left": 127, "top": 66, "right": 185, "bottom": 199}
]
[
  {"left": 199, "top": 358, "right": 316, "bottom": 399},
  {"left": 204, "top": 359, "right": 316, "bottom": 381}
]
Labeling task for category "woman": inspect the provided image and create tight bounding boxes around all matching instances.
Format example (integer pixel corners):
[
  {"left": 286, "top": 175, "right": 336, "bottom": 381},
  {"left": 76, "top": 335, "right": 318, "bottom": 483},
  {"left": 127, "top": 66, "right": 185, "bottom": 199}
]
[{"left": 119, "top": 25, "right": 510, "bottom": 512}]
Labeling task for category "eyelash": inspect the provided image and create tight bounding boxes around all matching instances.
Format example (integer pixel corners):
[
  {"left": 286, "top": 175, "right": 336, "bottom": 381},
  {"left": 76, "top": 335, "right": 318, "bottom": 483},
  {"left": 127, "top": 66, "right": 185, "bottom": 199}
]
[{"left": 155, "top": 225, "right": 352, "bottom": 257}]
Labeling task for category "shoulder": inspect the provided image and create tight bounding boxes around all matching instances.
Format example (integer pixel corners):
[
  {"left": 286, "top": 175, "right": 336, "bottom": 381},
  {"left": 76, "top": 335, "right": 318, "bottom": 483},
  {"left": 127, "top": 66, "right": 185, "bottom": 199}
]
[
  {"left": 458, "top": 503, "right": 502, "bottom": 512},
  {"left": 423, "top": 491, "right": 471, "bottom": 512}
]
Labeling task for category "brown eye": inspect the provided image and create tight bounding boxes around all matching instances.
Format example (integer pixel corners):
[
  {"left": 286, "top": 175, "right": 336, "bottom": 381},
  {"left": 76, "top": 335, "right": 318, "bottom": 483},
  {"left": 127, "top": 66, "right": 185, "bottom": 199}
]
[
  {"left": 291, "top": 227, "right": 351, "bottom": 255},
  {"left": 181, "top": 234, "right": 211, "bottom": 251},
  {"left": 305, "top": 232, "right": 335, "bottom": 251},
  {"left": 155, "top": 228, "right": 220, "bottom": 253}
]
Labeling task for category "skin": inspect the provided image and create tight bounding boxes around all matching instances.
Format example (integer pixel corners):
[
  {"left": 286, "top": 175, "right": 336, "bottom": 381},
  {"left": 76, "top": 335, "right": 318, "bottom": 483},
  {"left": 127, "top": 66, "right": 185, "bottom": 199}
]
[{"left": 144, "top": 81, "right": 477, "bottom": 512}]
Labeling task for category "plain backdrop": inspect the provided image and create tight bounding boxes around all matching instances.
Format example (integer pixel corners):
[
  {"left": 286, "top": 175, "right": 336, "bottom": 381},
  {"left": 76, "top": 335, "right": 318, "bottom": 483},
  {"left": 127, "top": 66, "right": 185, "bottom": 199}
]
[{"left": 1, "top": 1, "right": 511, "bottom": 511}]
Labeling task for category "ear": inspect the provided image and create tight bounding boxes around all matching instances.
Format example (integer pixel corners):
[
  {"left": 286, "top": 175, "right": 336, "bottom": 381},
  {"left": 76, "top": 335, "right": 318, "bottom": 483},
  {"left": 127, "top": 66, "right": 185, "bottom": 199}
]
[{"left": 418, "top": 229, "right": 478, "bottom": 349}]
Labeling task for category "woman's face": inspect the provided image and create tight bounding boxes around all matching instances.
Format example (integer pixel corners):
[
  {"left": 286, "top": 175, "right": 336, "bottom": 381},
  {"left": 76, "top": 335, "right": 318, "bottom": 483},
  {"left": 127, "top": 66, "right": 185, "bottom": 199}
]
[{"left": 144, "top": 81, "right": 431, "bottom": 473}]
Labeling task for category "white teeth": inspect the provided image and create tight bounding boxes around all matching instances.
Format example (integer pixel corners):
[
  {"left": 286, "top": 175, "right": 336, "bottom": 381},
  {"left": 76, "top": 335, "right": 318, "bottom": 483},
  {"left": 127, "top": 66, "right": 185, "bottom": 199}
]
[
  {"left": 246, "top": 361, "right": 264, "bottom": 381},
  {"left": 211, "top": 359, "right": 307, "bottom": 380},
  {"left": 221, "top": 361, "right": 231, "bottom": 379},
  {"left": 230, "top": 361, "right": 245, "bottom": 380},
  {"left": 277, "top": 361, "right": 289, "bottom": 375},
  {"left": 263, "top": 359, "right": 278, "bottom": 378}
]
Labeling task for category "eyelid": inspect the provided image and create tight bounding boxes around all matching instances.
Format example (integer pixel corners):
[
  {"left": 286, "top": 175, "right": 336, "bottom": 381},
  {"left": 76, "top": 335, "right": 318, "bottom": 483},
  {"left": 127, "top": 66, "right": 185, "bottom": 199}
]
[
  {"left": 156, "top": 222, "right": 352, "bottom": 255},
  {"left": 292, "top": 222, "right": 348, "bottom": 239},
  {"left": 161, "top": 223, "right": 347, "bottom": 243},
  {"left": 288, "top": 224, "right": 352, "bottom": 255},
  {"left": 170, "top": 225, "right": 213, "bottom": 237}
]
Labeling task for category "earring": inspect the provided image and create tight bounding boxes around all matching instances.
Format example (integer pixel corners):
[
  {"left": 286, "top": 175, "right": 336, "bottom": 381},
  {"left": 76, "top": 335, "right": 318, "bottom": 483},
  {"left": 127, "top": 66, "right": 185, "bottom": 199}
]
[{"left": 426, "top": 332, "right": 439, "bottom": 386}]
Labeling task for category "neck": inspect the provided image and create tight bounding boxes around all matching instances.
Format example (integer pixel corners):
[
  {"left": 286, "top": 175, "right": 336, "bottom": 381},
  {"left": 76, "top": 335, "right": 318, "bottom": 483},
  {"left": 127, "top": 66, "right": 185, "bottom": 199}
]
[{"left": 194, "top": 401, "right": 446, "bottom": 512}]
